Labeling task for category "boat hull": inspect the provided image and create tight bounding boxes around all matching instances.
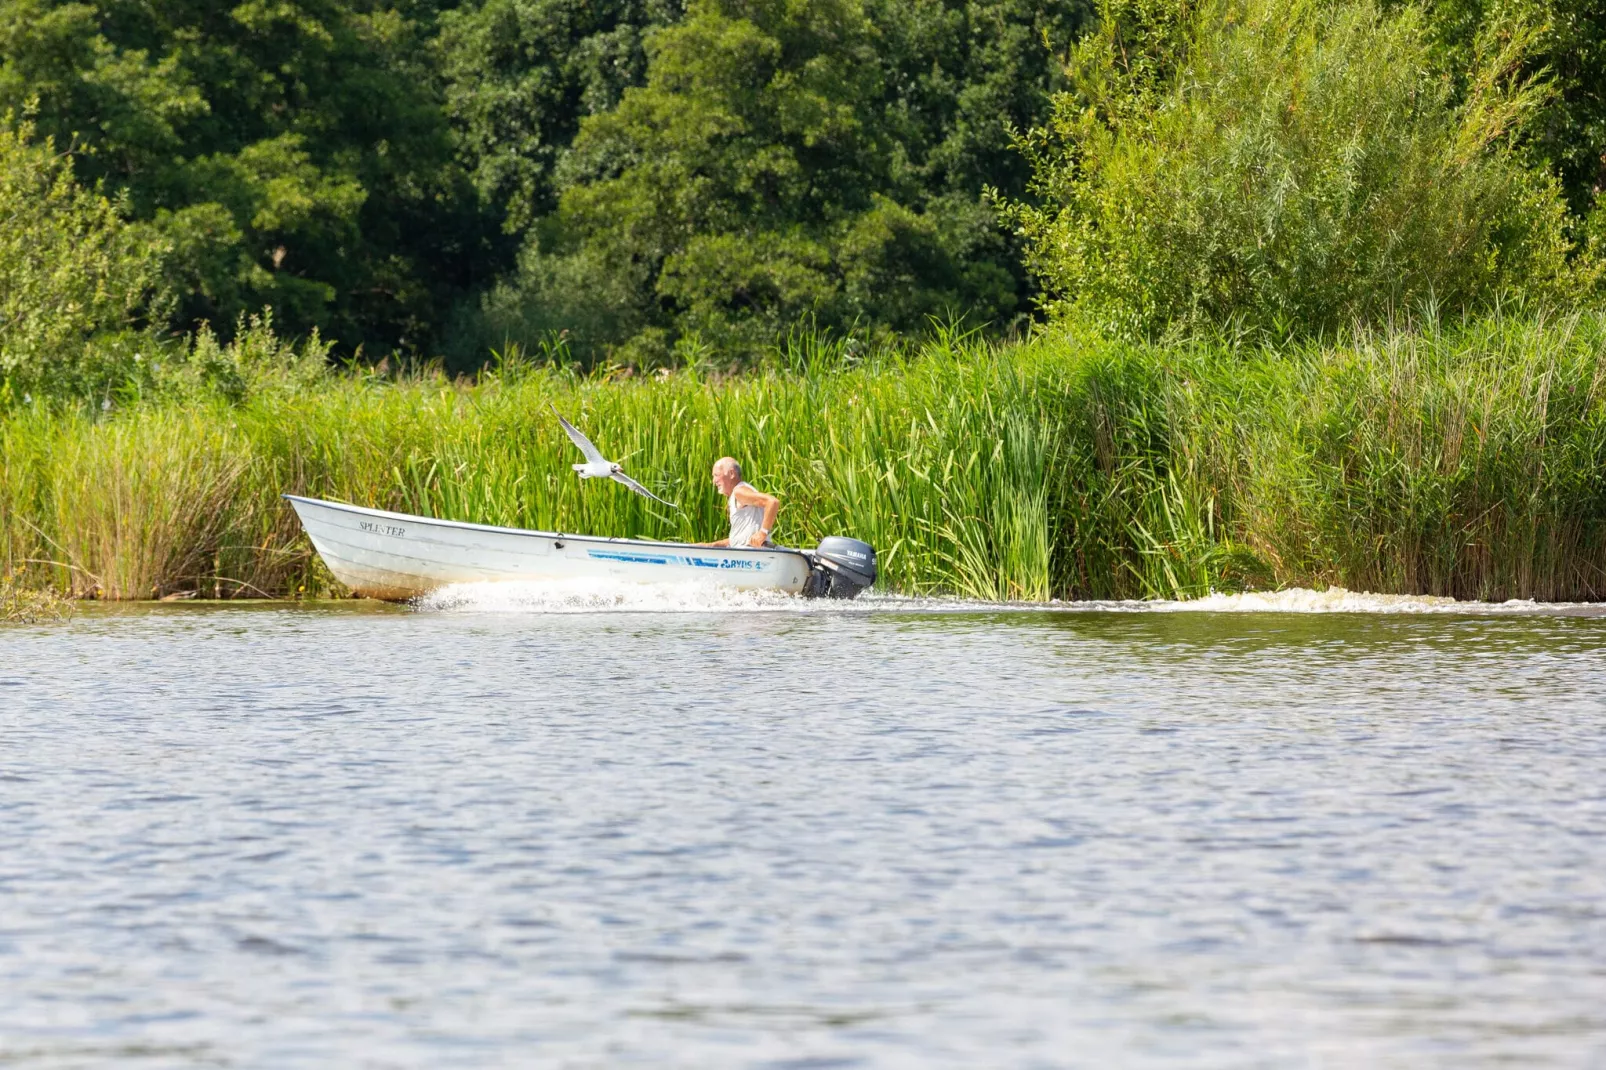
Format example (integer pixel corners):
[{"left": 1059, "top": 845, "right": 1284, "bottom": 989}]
[{"left": 284, "top": 495, "right": 813, "bottom": 600}]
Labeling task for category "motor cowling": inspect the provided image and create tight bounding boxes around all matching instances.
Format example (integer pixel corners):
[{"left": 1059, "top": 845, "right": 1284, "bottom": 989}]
[{"left": 802, "top": 536, "right": 877, "bottom": 599}]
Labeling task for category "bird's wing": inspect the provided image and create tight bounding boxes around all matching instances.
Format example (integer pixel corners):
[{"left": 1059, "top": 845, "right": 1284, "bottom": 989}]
[
  {"left": 610, "top": 470, "right": 680, "bottom": 509},
  {"left": 552, "top": 406, "right": 608, "bottom": 466}
]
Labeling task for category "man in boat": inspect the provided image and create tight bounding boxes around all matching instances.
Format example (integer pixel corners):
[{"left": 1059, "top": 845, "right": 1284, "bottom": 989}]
[{"left": 700, "top": 457, "right": 779, "bottom": 548}]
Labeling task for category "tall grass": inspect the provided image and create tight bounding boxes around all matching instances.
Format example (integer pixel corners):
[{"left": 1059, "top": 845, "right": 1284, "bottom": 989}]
[
  {"left": 0, "top": 336, "right": 1060, "bottom": 600},
  {"left": 2, "top": 311, "right": 1604, "bottom": 602},
  {"left": 1050, "top": 313, "right": 1606, "bottom": 599}
]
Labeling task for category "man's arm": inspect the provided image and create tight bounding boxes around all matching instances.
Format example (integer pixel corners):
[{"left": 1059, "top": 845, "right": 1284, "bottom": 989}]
[{"left": 732, "top": 484, "right": 780, "bottom": 547}]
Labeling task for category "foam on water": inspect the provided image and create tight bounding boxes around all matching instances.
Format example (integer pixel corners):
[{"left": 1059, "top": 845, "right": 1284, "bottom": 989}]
[
  {"left": 414, "top": 579, "right": 1599, "bottom": 616},
  {"left": 1141, "top": 586, "right": 1596, "bottom": 614},
  {"left": 415, "top": 578, "right": 878, "bottom": 614}
]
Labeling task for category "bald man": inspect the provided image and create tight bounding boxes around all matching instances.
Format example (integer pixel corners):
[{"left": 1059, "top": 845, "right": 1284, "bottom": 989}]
[{"left": 701, "top": 457, "right": 779, "bottom": 548}]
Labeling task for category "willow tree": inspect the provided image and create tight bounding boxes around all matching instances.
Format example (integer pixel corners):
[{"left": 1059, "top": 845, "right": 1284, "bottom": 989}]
[{"left": 1007, "top": 0, "right": 1594, "bottom": 340}]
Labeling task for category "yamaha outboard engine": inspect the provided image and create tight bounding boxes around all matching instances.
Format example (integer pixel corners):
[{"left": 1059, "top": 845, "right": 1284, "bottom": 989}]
[{"left": 802, "top": 537, "right": 877, "bottom": 599}]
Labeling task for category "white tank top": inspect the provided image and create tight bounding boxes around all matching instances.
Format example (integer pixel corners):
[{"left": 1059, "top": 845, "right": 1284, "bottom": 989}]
[{"left": 728, "top": 482, "right": 768, "bottom": 547}]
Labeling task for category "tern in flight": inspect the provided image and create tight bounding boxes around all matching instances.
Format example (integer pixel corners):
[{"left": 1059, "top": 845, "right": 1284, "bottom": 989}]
[{"left": 553, "top": 407, "right": 679, "bottom": 509}]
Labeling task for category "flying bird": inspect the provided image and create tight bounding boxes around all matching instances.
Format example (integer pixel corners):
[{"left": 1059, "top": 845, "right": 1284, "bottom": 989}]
[{"left": 553, "top": 407, "right": 679, "bottom": 509}]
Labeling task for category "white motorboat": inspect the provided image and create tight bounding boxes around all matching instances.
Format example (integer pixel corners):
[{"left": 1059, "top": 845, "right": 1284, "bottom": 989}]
[{"left": 283, "top": 495, "right": 877, "bottom": 601}]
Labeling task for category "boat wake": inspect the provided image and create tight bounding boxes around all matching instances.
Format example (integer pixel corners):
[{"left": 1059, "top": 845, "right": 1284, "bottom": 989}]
[
  {"left": 1139, "top": 586, "right": 1599, "bottom": 615},
  {"left": 415, "top": 578, "right": 861, "bottom": 614},
  {"left": 412, "top": 580, "right": 1600, "bottom": 616}
]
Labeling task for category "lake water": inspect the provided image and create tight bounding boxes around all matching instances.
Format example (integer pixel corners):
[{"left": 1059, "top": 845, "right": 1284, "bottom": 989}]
[{"left": 3, "top": 586, "right": 1605, "bottom": 1067}]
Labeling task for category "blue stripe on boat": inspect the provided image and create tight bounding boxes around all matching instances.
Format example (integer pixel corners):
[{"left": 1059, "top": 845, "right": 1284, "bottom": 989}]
[{"left": 586, "top": 549, "right": 767, "bottom": 571}]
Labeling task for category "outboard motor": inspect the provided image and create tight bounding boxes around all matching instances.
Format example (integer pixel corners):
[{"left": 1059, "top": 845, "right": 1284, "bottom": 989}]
[{"left": 802, "top": 536, "right": 877, "bottom": 599}]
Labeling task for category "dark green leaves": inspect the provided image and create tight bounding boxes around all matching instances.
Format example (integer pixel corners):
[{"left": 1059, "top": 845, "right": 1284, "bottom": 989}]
[
  {"left": 470, "top": 0, "right": 1086, "bottom": 364},
  {"left": 0, "top": 0, "right": 490, "bottom": 354}
]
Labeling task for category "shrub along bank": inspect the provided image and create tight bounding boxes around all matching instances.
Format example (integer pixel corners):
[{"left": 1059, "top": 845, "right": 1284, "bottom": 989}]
[{"left": 3, "top": 312, "right": 1604, "bottom": 604}]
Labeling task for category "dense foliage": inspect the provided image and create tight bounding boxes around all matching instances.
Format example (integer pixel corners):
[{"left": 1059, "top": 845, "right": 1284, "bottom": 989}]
[
  {"left": 0, "top": 0, "right": 1090, "bottom": 367},
  {"left": 0, "top": 117, "right": 166, "bottom": 400},
  {"left": 435, "top": 0, "right": 684, "bottom": 235},
  {"left": 1425, "top": 0, "right": 1606, "bottom": 221},
  {"left": 5, "top": 312, "right": 1604, "bottom": 602},
  {"left": 1006, "top": 0, "right": 1593, "bottom": 339},
  {"left": 0, "top": 0, "right": 1602, "bottom": 373},
  {"left": 457, "top": 0, "right": 1089, "bottom": 363},
  {"left": 0, "top": 0, "right": 486, "bottom": 354}
]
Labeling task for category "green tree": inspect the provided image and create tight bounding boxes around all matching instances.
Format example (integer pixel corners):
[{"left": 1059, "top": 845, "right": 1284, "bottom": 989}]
[
  {"left": 867, "top": 0, "right": 1089, "bottom": 205},
  {"left": 435, "top": 0, "right": 684, "bottom": 235},
  {"left": 467, "top": 0, "right": 1086, "bottom": 364},
  {"left": 0, "top": 0, "right": 488, "bottom": 353},
  {"left": 1008, "top": 0, "right": 1590, "bottom": 340},
  {"left": 1421, "top": 0, "right": 1606, "bottom": 220},
  {"left": 0, "top": 115, "right": 167, "bottom": 399}
]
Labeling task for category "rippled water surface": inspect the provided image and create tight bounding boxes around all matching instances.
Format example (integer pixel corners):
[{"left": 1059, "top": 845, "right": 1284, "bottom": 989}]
[{"left": 3, "top": 591, "right": 1605, "bottom": 1067}]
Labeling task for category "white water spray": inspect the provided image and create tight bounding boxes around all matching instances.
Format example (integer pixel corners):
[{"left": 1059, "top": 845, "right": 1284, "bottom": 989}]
[
  {"left": 412, "top": 579, "right": 1598, "bottom": 616},
  {"left": 1141, "top": 586, "right": 1595, "bottom": 615}
]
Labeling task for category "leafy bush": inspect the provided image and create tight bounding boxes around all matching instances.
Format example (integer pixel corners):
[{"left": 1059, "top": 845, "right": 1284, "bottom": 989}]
[
  {"left": 133, "top": 313, "right": 333, "bottom": 405},
  {"left": 1006, "top": 0, "right": 1596, "bottom": 340},
  {"left": 0, "top": 115, "right": 168, "bottom": 401}
]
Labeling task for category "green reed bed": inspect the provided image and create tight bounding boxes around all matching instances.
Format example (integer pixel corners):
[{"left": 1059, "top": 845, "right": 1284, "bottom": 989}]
[
  {"left": 2, "top": 312, "right": 1603, "bottom": 602},
  {"left": 1036, "top": 312, "right": 1606, "bottom": 601},
  {"left": 0, "top": 342, "right": 1059, "bottom": 600}
]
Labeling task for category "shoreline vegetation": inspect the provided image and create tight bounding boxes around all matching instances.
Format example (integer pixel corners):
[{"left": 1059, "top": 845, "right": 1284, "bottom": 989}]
[
  {"left": 3, "top": 312, "right": 1603, "bottom": 605},
  {"left": 4, "top": 0, "right": 1605, "bottom": 608}
]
